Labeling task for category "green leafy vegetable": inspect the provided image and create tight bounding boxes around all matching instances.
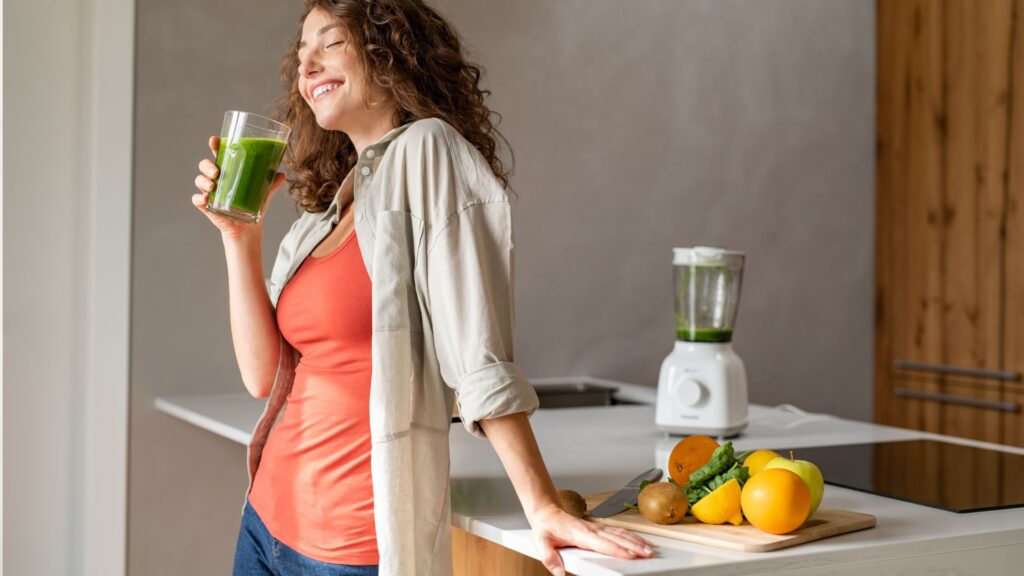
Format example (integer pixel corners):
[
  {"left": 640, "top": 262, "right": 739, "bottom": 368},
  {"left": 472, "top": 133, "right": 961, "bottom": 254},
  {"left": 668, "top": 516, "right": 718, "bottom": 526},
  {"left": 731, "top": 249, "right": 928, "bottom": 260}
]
[
  {"left": 705, "top": 465, "right": 750, "bottom": 493},
  {"left": 682, "top": 442, "right": 752, "bottom": 510},
  {"left": 685, "top": 485, "right": 704, "bottom": 507},
  {"left": 687, "top": 442, "right": 735, "bottom": 487}
]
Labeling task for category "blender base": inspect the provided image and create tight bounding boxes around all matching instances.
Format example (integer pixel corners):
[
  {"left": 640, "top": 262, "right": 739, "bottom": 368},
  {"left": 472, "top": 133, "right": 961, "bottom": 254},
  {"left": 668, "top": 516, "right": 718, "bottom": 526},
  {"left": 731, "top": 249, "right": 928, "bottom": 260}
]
[
  {"left": 656, "top": 421, "right": 748, "bottom": 438},
  {"left": 655, "top": 340, "right": 749, "bottom": 440}
]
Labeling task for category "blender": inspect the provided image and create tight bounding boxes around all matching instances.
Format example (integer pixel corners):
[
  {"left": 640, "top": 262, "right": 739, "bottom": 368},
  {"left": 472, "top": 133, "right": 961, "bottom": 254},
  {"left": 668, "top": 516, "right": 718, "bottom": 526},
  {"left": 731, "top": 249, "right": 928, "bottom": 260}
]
[{"left": 656, "top": 247, "right": 748, "bottom": 437}]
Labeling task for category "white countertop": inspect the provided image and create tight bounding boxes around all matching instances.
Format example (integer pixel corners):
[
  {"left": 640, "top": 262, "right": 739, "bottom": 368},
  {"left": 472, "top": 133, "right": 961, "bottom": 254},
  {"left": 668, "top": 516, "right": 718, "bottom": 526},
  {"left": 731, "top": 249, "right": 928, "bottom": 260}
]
[{"left": 156, "top": 383, "right": 1024, "bottom": 575}]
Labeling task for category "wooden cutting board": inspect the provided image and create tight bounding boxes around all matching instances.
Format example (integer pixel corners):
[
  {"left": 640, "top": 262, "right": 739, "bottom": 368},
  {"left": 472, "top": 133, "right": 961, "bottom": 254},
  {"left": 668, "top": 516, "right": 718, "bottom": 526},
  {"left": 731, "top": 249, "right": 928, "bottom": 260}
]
[{"left": 583, "top": 490, "right": 876, "bottom": 553}]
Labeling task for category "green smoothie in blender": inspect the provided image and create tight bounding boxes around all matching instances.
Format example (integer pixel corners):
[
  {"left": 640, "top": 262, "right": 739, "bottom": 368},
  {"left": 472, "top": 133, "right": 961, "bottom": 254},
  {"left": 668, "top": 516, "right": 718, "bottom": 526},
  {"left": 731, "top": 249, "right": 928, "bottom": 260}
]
[
  {"left": 675, "top": 324, "right": 733, "bottom": 343},
  {"left": 673, "top": 250, "right": 742, "bottom": 343}
]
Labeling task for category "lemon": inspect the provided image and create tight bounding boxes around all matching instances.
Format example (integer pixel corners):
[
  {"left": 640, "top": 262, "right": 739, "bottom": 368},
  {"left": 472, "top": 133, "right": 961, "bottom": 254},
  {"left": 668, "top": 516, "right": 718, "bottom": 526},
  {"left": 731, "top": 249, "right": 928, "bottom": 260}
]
[
  {"left": 690, "top": 478, "right": 743, "bottom": 526},
  {"left": 743, "top": 449, "right": 782, "bottom": 477}
]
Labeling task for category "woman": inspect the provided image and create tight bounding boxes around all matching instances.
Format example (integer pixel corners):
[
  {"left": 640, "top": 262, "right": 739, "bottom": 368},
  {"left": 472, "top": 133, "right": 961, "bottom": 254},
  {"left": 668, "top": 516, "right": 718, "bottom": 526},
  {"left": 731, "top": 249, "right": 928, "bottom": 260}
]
[{"left": 192, "top": 1, "right": 656, "bottom": 575}]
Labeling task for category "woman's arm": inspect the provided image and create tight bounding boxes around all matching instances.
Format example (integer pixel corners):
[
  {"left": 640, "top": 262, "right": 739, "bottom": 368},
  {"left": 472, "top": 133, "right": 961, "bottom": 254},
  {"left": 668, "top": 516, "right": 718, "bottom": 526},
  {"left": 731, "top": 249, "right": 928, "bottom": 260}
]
[
  {"left": 412, "top": 122, "right": 655, "bottom": 574},
  {"left": 479, "top": 412, "right": 656, "bottom": 576},
  {"left": 221, "top": 234, "right": 281, "bottom": 398},
  {"left": 193, "top": 135, "right": 286, "bottom": 398}
]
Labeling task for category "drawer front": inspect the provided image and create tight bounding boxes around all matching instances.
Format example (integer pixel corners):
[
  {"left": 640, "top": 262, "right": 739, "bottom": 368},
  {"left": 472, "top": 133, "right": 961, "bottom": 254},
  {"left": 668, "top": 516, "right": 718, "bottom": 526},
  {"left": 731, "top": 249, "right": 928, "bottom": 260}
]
[
  {"left": 883, "top": 369, "right": 1011, "bottom": 444},
  {"left": 1002, "top": 383, "right": 1024, "bottom": 448}
]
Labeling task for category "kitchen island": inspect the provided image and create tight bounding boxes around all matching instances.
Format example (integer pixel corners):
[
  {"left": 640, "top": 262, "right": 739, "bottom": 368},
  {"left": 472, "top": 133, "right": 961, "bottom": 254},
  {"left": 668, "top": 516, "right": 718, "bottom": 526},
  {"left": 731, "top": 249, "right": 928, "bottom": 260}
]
[{"left": 156, "top": 384, "right": 1024, "bottom": 575}]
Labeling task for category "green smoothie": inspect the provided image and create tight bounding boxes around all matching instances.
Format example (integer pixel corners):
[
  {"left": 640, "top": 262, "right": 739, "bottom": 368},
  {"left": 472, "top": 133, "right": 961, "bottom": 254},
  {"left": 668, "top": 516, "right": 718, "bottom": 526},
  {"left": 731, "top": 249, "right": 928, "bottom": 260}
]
[
  {"left": 676, "top": 327, "right": 733, "bottom": 343},
  {"left": 210, "top": 137, "right": 287, "bottom": 220}
]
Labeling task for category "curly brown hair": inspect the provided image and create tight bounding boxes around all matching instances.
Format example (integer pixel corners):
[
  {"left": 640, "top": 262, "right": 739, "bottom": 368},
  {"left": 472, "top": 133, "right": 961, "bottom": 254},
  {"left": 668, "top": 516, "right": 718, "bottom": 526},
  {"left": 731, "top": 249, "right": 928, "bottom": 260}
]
[{"left": 271, "top": 0, "right": 512, "bottom": 214}]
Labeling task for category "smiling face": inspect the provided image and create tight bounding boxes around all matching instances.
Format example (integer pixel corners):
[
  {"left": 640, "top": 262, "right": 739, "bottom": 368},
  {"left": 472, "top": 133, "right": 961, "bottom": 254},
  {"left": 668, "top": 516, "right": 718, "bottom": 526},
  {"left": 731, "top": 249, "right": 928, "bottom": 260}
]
[{"left": 296, "top": 7, "right": 386, "bottom": 132}]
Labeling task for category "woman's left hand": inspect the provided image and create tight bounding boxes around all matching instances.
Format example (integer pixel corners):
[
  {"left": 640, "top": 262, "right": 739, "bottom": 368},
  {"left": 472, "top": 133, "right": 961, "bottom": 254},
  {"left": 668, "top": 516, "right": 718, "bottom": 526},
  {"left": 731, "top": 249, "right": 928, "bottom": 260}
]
[{"left": 527, "top": 504, "right": 656, "bottom": 576}]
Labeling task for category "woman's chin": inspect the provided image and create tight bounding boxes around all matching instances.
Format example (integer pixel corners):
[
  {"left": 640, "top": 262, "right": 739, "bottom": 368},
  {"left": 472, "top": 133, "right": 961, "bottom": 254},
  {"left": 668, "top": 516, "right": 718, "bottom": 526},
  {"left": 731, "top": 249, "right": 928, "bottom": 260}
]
[{"left": 313, "top": 112, "right": 346, "bottom": 132}]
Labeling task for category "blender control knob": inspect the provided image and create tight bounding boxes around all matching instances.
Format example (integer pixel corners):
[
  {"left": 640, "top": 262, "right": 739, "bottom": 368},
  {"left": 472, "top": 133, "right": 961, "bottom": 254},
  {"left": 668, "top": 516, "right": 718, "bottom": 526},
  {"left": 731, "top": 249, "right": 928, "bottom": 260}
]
[{"left": 674, "top": 379, "right": 705, "bottom": 407}]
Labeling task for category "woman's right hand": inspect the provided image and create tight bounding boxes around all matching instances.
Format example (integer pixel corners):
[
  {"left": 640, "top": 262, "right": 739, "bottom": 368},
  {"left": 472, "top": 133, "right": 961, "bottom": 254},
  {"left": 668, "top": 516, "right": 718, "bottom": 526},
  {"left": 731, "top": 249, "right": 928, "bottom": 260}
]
[{"left": 193, "top": 135, "right": 286, "bottom": 240}]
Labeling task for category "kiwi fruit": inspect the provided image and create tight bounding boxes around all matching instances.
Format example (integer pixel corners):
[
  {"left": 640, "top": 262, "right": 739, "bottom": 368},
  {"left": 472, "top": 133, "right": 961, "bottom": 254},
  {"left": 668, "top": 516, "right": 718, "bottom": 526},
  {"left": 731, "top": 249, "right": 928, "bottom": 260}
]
[
  {"left": 637, "top": 481, "right": 688, "bottom": 524},
  {"left": 557, "top": 489, "right": 587, "bottom": 518}
]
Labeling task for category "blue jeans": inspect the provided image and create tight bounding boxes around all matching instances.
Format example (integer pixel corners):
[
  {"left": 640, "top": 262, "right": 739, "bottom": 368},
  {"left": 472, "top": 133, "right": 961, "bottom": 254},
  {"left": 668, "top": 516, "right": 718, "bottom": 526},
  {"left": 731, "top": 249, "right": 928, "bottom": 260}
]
[{"left": 233, "top": 499, "right": 379, "bottom": 576}]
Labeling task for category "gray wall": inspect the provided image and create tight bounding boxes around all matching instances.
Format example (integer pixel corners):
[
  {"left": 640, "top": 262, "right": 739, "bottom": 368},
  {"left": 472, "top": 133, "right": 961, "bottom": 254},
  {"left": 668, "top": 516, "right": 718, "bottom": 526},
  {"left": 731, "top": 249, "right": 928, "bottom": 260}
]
[
  {"left": 429, "top": 0, "right": 875, "bottom": 417},
  {"left": 130, "top": 0, "right": 874, "bottom": 573},
  {"left": 129, "top": 1, "right": 305, "bottom": 574}
]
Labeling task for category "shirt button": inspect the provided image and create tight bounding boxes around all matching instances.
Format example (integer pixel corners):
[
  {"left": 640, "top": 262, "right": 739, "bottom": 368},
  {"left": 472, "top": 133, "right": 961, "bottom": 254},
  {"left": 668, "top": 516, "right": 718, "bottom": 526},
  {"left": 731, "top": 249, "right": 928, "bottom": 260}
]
[
  {"left": 360, "top": 166, "right": 371, "bottom": 176},
  {"left": 365, "top": 149, "right": 376, "bottom": 159}
]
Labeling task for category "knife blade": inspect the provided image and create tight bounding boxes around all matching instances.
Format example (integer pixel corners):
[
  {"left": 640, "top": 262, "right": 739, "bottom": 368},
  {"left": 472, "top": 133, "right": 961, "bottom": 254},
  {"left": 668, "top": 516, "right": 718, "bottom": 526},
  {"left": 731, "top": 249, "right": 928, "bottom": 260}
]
[{"left": 588, "top": 467, "right": 663, "bottom": 518}]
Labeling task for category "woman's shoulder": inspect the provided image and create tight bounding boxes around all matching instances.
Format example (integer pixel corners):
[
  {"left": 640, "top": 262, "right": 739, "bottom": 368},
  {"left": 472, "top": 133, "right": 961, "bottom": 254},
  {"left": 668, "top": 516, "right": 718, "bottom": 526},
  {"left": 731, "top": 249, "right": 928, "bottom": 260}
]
[
  {"left": 399, "top": 117, "right": 457, "bottom": 142},
  {"left": 388, "top": 117, "right": 508, "bottom": 215},
  {"left": 393, "top": 118, "right": 478, "bottom": 164}
]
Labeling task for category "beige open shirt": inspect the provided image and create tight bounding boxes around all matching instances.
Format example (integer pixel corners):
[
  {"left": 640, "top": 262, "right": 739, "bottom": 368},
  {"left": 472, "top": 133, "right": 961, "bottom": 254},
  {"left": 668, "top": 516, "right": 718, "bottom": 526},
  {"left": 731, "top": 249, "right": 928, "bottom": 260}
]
[{"left": 243, "top": 118, "right": 540, "bottom": 575}]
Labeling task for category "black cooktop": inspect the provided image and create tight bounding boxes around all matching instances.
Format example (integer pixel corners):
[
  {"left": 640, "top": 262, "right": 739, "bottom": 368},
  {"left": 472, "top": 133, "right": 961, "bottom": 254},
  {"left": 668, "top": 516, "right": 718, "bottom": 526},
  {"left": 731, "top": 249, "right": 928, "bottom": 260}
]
[{"left": 782, "top": 439, "right": 1024, "bottom": 513}]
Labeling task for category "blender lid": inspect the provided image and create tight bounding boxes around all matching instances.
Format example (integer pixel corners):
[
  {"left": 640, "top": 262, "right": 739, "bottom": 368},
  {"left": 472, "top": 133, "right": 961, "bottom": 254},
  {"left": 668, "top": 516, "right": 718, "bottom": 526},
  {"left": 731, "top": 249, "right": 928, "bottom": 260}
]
[{"left": 673, "top": 246, "right": 745, "bottom": 266}]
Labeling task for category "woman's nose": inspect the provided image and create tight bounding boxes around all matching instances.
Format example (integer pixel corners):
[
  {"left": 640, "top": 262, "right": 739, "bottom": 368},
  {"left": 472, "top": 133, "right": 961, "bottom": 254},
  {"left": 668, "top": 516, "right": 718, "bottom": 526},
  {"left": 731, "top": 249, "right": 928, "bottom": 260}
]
[{"left": 298, "top": 55, "right": 322, "bottom": 79}]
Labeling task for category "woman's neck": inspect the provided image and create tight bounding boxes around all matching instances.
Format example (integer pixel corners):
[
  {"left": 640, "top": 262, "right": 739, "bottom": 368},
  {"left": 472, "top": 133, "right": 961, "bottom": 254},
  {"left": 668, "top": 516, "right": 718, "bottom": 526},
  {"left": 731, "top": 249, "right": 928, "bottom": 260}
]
[{"left": 346, "top": 107, "right": 399, "bottom": 156}]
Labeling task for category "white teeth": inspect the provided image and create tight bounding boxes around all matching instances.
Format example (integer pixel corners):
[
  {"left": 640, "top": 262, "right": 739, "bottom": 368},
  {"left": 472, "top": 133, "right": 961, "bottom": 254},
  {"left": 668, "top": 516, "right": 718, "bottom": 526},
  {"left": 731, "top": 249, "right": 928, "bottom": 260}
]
[{"left": 313, "top": 82, "right": 340, "bottom": 99}]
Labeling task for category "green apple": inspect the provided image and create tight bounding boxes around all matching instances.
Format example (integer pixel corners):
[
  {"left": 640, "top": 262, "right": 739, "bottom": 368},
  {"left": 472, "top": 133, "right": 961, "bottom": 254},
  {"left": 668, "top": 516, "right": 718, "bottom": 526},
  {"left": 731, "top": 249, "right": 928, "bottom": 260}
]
[{"left": 764, "top": 452, "right": 824, "bottom": 517}]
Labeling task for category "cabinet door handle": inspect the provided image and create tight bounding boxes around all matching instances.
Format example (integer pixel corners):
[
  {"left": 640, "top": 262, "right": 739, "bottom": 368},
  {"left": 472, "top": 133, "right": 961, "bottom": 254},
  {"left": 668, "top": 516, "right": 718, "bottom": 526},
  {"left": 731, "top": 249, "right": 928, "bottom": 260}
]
[
  {"left": 893, "top": 387, "right": 1019, "bottom": 412},
  {"left": 894, "top": 359, "right": 1021, "bottom": 382}
]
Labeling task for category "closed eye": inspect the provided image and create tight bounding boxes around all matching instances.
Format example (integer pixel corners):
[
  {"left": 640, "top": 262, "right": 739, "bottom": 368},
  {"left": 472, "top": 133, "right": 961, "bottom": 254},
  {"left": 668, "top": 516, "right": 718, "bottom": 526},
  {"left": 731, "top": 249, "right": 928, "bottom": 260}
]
[{"left": 327, "top": 41, "right": 343, "bottom": 48}]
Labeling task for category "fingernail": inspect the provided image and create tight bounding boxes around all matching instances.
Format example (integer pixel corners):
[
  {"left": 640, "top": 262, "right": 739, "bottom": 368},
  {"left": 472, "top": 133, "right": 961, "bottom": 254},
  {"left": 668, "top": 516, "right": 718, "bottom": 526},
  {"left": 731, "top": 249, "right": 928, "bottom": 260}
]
[
  {"left": 552, "top": 568, "right": 565, "bottom": 576},
  {"left": 643, "top": 546, "right": 653, "bottom": 554}
]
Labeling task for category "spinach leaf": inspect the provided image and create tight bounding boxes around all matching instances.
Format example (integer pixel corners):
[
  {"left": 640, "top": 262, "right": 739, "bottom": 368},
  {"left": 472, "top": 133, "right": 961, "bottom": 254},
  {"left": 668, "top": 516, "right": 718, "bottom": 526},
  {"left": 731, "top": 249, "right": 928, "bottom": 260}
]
[
  {"left": 686, "top": 485, "right": 704, "bottom": 507},
  {"left": 687, "top": 442, "right": 735, "bottom": 487},
  {"left": 705, "top": 464, "right": 751, "bottom": 492},
  {"left": 684, "top": 443, "right": 755, "bottom": 512}
]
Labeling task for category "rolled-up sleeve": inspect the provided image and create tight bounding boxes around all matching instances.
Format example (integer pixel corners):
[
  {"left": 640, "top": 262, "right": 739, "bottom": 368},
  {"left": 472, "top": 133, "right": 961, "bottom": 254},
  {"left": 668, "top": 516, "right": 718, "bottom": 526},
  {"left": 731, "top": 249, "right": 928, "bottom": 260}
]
[{"left": 426, "top": 199, "right": 540, "bottom": 439}]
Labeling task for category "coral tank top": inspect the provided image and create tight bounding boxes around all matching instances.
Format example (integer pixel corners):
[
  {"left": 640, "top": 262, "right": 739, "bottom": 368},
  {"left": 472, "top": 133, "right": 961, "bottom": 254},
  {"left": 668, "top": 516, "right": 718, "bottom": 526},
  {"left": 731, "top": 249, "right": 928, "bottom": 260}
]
[{"left": 248, "top": 230, "right": 378, "bottom": 565}]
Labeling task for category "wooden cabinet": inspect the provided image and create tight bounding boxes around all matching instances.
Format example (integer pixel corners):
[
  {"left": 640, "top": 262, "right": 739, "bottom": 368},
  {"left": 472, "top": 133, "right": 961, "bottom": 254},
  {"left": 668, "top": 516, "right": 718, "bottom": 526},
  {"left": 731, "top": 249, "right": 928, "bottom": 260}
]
[
  {"left": 875, "top": 0, "right": 1024, "bottom": 447},
  {"left": 452, "top": 527, "right": 554, "bottom": 576}
]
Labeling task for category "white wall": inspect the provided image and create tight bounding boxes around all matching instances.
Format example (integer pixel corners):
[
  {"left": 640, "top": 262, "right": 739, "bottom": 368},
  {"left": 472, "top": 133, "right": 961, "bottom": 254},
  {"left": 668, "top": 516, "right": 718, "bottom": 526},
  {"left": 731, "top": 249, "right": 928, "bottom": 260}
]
[
  {"left": 1, "top": 3, "right": 5, "bottom": 570},
  {"left": 4, "top": 1, "right": 89, "bottom": 572},
  {"left": 3, "top": 0, "right": 134, "bottom": 574}
]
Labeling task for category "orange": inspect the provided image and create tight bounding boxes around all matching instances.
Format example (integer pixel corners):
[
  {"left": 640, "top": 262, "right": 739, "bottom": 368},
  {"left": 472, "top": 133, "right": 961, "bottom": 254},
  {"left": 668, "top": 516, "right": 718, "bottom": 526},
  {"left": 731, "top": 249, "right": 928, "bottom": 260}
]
[
  {"left": 743, "top": 449, "right": 781, "bottom": 477},
  {"left": 690, "top": 478, "right": 743, "bottom": 525},
  {"left": 740, "top": 468, "right": 810, "bottom": 535},
  {"left": 668, "top": 435, "right": 719, "bottom": 485}
]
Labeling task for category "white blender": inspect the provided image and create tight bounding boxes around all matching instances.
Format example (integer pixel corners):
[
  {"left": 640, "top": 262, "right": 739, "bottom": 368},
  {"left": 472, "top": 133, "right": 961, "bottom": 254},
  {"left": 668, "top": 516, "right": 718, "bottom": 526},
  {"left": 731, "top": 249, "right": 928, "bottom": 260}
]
[{"left": 656, "top": 247, "right": 748, "bottom": 437}]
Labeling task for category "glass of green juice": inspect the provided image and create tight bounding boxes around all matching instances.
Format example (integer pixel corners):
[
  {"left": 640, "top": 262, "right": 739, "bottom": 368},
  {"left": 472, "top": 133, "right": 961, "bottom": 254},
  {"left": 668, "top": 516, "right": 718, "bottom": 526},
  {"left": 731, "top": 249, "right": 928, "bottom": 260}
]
[{"left": 206, "top": 111, "right": 290, "bottom": 224}]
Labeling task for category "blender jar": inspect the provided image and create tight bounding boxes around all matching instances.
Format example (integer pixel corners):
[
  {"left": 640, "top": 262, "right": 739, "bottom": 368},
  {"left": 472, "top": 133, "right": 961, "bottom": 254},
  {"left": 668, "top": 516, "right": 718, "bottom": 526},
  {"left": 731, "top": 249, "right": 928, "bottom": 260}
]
[{"left": 673, "top": 247, "right": 745, "bottom": 342}]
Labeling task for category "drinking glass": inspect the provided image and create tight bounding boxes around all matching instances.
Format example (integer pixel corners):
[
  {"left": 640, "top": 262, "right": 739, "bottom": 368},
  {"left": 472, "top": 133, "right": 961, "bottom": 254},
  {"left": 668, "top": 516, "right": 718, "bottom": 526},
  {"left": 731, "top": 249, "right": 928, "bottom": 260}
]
[{"left": 206, "top": 111, "right": 290, "bottom": 224}]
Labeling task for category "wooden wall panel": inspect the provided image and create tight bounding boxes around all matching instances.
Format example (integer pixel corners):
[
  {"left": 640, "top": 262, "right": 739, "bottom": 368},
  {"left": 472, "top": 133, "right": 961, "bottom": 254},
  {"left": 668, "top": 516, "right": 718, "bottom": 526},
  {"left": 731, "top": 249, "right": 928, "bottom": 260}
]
[
  {"left": 876, "top": 0, "right": 1021, "bottom": 451},
  {"left": 876, "top": 0, "right": 948, "bottom": 435},
  {"left": 1004, "top": 0, "right": 1024, "bottom": 451},
  {"left": 941, "top": 0, "right": 1013, "bottom": 445}
]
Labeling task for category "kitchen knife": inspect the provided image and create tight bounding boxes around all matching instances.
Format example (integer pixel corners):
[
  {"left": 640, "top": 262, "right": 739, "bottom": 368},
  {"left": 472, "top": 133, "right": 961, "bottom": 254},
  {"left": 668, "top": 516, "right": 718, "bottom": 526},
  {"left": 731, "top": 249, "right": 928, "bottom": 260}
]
[{"left": 588, "top": 467, "right": 664, "bottom": 518}]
